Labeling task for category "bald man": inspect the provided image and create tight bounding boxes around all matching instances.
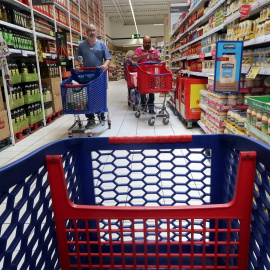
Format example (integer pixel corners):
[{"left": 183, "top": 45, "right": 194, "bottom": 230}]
[{"left": 133, "top": 36, "right": 161, "bottom": 114}]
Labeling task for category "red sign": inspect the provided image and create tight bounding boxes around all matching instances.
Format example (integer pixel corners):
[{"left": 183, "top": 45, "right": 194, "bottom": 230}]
[
  {"left": 211, "top": 49, "right": 216, "bottom": 58},
  {"left": 199, "top": 53, "right": 205, "bottom": 60},
  {"left": 217, "top": 57, "right": 229, "bottom": 61},
  {"left": 239, "top": 5, "right": 251, "bottom": 20}
]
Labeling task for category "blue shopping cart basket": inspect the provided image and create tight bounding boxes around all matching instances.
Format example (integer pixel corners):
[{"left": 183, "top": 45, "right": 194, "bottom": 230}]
[
  {"left": 61, "top": 67, "right": 108, "bottom": 115},
  {"left": 0, "top": 134, "right": 270, "bottom": 269}
]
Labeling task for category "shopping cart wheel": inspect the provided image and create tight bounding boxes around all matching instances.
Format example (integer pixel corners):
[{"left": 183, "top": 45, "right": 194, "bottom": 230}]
[
  {"left": 162, "top": 118, "right": 169, "bottom": 125},
  {"left": 148, "top": 118, "right": 155, "bottom": 126},
  {"left": 132, "top": 105, "right": 136, "bottom": 111},
  {"left": 108, "top": 122, "right": 111, "bottom": 129},
  {"left": 135, "top": 112, "right": 140, "bottom": 118}
]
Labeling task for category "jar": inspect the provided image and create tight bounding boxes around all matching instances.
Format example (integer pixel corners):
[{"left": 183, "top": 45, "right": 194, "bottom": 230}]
[
  {"left": 231, "top": 111, "right": 236, "bottom": 126},
  {"left": 227, "top": 94, "right": 237, "bottom": 106},
  {"left": 254, "top": 76, "right": 262, "bottom": 87},
  {"left": 251, "top": 107, "right": 258, "bottom": 127},
  {"left": 244, "top": 78, "right": 255, "bottom": 88},
  {"left": 240, "top": 75, "right": 245, "bottom": 87},
  {"left": 236, "top": 93, "right": 244, "bottom": 105},
  {"left": 234, "top": 112, "right": 240, "bottom": 128},
  {"left": 262, "top": 112, "right": 269, "bottom": 134},
  {"left": 224, "top": 128, "right": 230, "bottom": 134},
  {"left": 227, "top": 110, "right": 232, "bottom": 123},
  {"left": 238, "top": 115, "right": 246, "bottom": 132},
  {"left": 256, "top": 110, "right": 263, "bottom": 130},
  {"left": 216, "top": 127, "right": 225, "bottom": 134},
  {"left": 264, "top": 47, "right": 270, "bottom": 67}
]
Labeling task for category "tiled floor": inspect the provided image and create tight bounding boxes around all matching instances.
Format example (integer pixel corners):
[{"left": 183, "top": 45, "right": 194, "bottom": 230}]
[{"left": 0, "top": 79, "right": 202, "bottom": 168}]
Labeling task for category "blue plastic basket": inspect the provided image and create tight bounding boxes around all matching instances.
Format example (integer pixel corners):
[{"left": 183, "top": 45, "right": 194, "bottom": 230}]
[
  {"left": 0, "top": 134, "right": 269, "bottom": 269},
  {"left": 60, "top": 68, "right": 108, "bottom": 115}
]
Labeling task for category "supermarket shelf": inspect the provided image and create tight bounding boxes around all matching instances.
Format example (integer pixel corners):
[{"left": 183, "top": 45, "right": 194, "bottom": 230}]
[
  {"left": 189, "top": 71, "right": 214, "bottom": 77},
  {"left": 70, "top": 13, "right": 80, "bottom": 22},
  {"left": 181, "top": 24, "right": 225, "bottom": 50},
  {"left": 2, "top": 0, "right": 30, "bottom": 11},
  {"left": 171, "top": 57, "right": 186, "bottom": 63},
  {"left": 9, "top": 49, "right": 35, "bottom": 56},
  {"left": 245, "top": 122, "right": 270, "bottom": 144},
  {"left": 54, "top": 3, "right": 68, "bottom": 14},
  {"left": 0, "top": 20, "right": 33, "bottom": 34},
  {"left": 224, "top": 0, "right": 270, "bottom": 25},
  {"left": 81, "top": 21, "right": 88, "bottom": 27},
  {"left": 56, "top": 21, "right": 70, "bottom": 31},
  {"left": 242, "top": 67, "right": 270, "bottom": 75},
  {"left": 72, "top": 43, "right": 79, "bottom": 47},
  {"left": 42, "top": 53, "right": 57, "bottom": 59},
  {"left": 197, "top": 120, "right": 210, "bottom": 134},
  {"left": 171, "top": 0, "right": 208, "bottom": 38},
  {"left": 33, "top": 9, "right": 54, "bottom": 23},
  {"left": 171, "top": 47, "right": 180, "bottom": 53},
  {"left": 244, "top": 34, "right": 270, "bottom": 47},
  {"left": 199, "top": 103, "right": 208, "bottom": 112},
  {"left": 187, "top": 52, "right": 212, "bottom": 60},
  {"left": 174, "top": 0, "right": 226, "bottom": 44},
  {"left": 171, "top": 67, "right": 180, "bottom": 70},
  {"left": 36, "top": 32, "right": 56, "bottom": 40},
  {"left": 71, "top": 29, "right": 81, "bottom": 35},
  {"left": 225, "top": 121, "right": 246, "bottom": 136}
]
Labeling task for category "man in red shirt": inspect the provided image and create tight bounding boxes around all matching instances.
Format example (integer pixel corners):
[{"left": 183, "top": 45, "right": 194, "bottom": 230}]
[{"left": 133, "top": 35, "right": 161, "bottom": 114}]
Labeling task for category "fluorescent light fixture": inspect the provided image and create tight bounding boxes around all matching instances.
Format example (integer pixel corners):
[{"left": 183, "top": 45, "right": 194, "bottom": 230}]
[
  {"left": 128, "top": 0, "right": 139, "bottom": 35},
  {"left": 154, "top": 24, "right": 164, "bottom": 26}
]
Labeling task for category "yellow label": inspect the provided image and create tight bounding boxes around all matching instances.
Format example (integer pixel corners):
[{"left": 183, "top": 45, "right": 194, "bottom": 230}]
[
  {"left": 246, "top": 67, "right": 261, "bottom": 79},
  {"left": 50, "top": 31, "right": 54, "bottom": 36},
  {"left": 42, "top": 53, "right": 47, "bottom": 58},
  {"left": 190, "top": 84, "right": 205, "bottom": 109}
]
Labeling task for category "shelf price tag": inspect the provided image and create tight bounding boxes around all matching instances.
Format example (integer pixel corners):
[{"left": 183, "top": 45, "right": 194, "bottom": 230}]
[
  {"left": 239, "top": 5, "right": 251, "bottom": 20},
  {"left": 199, "top": 53, "right": 205, "bottom": 60},
  {"left": 245, "top": 67, "right": 260, "bottom": 79},
  {"left": 42, "top": 53, "right": 47, "bottom": 58},
  {"left": 52, "top": 54, "right": 57, "bottom": 59},
  {"left": 21, "top": 50, "right": 28, "bottom": 57}
]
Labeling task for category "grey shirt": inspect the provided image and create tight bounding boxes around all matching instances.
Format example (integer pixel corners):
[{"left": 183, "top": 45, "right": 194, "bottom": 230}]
[{"left": 75, "top": 40, "right": 111, "bottom": 67}]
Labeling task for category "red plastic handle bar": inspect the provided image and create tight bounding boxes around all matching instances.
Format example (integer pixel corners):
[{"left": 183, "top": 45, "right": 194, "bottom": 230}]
[
  {"left": 65, "top": 84, "right": 83, "bottom": 87},
  {"left": 109, "top": 135, "right": 192, "bottom": 144}
]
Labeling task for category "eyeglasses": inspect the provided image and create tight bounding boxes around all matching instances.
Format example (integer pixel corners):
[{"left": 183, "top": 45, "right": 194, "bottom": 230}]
[{"left": 88, "top": 30, "right": 96, "bottom": 33}]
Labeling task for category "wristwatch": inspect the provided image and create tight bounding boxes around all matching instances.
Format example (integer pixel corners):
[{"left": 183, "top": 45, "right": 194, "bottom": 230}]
[{"left": 104, "top": 64, "right": 108, "bottom": 67}]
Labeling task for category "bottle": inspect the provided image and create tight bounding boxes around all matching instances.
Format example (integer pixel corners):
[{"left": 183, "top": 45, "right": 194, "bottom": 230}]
[
  {"left": 227, "top": 110, "right": 232, "bottom": 124},
  {"left": 35, "top": 83, "right": 39, "bottom": 95},
  {"left": 19, "top": 108, "right": 24, "bottom": 122},
  {"left": 268, "top": 117, "right": 270, "bottom": 135},
  {"left": 0, "top": 4, "right": 7, "bottom": 22},
  {"left": 251, "top": 107, "right": 258, "bottom": 127},
  {"left": 256, "top": 110, "right": 263, "bottom": 131},
  {"left": 227, "top": 94, "right": 237, "bottom": 106},
  {"left": 262, "top": 112, "right": 269, "bottom": 134},
  {"left": 17, "top": 86, "right": 23, "bottom": 98}
]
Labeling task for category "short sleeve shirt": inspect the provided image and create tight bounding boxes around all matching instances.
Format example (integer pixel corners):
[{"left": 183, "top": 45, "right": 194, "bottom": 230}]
[
  {"left": 75, "top": 40, "right": 111, "bottom": 67},
  {"left": 133, "top": 46, "right": 160, "bottom": 63}
]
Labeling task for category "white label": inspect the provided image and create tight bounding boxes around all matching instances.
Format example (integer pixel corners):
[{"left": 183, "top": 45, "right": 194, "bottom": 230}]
[
  {"left": 21, "top": 50, "right": 28, "bottom": 57},
  {"left": 52, "top": 54, "right": 57, "bottom": 59}
]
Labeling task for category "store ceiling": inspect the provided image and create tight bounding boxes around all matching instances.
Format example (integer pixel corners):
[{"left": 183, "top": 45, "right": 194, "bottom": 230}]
[{"left": 103, "top": 0, "right": 187, "bottom": 25}]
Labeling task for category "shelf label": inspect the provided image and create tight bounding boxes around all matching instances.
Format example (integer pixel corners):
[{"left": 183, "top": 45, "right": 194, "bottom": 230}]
[
  {"left": 239, "top": 5, "right": 251, "bottom": 20},
  {"left": 199, "top": 53, "right": 205, "bottom": 60},
  {"left": 21, "top": 50, "right": 28, "bottom": 57},
  {"left": 246, "top": 67, "right": 260, "bottom": 79},
  {"left": 42, "top": 53, "right": 47, "bottom": 58},
  {"left": 52, "top": 54, "right": 57, "bottom": 59}
]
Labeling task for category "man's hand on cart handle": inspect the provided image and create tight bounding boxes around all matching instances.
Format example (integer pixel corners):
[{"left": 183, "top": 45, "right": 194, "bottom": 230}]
[
  {"left": 75, "top": 65, "right": 81, "bottom": 72},
  {"left": 100, "top": 64, "right": 108, "bottom": 70}
]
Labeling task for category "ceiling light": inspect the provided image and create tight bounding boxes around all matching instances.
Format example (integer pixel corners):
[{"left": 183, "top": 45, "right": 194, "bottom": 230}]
[
  {"left": 128, "top": 0, "right": 139, "bottom": 35},
  {"left": 154, "top": 24, "right": 164, "bottom": 26}
]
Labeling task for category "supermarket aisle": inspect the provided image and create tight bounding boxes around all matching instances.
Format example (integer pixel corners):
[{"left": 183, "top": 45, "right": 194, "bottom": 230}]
[{"left": 0, "top": 79, "right": 202, "bottom": 167}]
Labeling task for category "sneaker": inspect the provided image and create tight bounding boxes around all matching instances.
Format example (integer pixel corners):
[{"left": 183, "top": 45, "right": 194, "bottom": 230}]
[
  {"left": 85, "top": 119, "right": 95, "bottom": 129},
  {"left": 149, "top": 109, "right": 156, "bottom": 114}
]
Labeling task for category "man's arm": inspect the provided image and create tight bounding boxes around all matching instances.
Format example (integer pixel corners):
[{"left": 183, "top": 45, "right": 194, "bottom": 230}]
[
  {"left": 101, "top": 44, "right": 111, "bottom": 70},
  {"left": 74, "top": 46, "right": 82, "bottom": 71},
  {"left": 132, "top": 53, "right": 148, "bottom": 62},
  {"left": 153, "top": 49, "right": 161, "bottom": 62}
]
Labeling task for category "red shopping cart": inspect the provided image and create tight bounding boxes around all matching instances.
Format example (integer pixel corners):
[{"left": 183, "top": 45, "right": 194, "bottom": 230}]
[
  {"left": 135, "top": 62, "right": 173, "bottom": 126},
  {"left": 61, "top": 67, "right": 110, "bottom": 137},
  {"left": 126, "top": 63, "right": 139, "bottom": 111},
  {"left": 1, "top": 134, "right": 270, "bottom": 270}
]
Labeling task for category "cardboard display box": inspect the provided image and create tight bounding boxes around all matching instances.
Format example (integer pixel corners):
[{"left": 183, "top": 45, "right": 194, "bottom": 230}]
[
  {"left": 42, "top": 77, "right": 62, "bottom": 95},
  {"left": 52, "top": 93, "right": 63, "bottom": 113},
  {"left": 0, "top": 110, "right": 11, "bottom": 141},
  {"left": 0, "top": 86, "right": 5, "bottom": 112}
]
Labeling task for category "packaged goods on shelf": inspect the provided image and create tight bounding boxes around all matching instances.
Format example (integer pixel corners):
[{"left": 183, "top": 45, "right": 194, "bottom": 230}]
[
  {"left": 35, "top": 18, "right": 54, "bottom": 36},
  {"left": 0, "top": 110, "right": 11, "bottom": 141}
]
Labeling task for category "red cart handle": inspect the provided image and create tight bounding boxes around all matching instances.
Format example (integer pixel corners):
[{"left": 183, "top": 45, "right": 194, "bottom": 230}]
[{"left": 64, "top": 84, "right": 83, "bottom": 87}]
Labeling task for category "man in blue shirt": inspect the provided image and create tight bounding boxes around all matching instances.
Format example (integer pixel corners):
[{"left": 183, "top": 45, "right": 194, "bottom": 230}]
[{"left": 75, "top": 24, "right": 111, "bottom": 128}]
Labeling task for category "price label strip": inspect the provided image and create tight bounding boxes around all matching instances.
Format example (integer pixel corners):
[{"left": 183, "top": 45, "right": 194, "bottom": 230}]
[{"left": 245, "top": 67, "right": 260, "bottom": 79}]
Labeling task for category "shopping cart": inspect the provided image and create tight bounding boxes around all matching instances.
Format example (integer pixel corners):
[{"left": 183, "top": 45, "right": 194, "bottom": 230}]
[
  {"left": 135, "top": 62, "right": 173, "bottom": 126},
  {"left": 1, "top": 134, "right": 270, "bottom": 270},
  {"left": 61, "top": 67, "right": 110, "bottom": 137},
  {"left": 126, "top": 63, "right": 139, "bottom": 111}
]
